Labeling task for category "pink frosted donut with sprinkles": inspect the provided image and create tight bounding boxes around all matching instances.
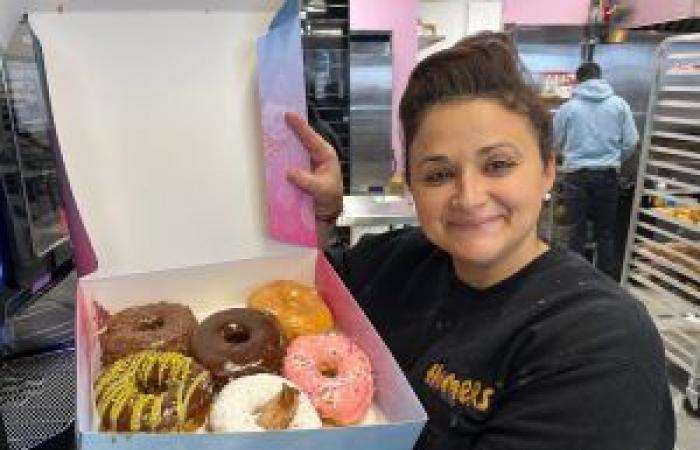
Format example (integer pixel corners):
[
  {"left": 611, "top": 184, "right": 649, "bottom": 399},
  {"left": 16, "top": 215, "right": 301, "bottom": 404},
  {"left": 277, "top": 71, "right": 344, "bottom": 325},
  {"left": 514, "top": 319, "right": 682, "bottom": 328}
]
[{"left": 282, "top": 334, "right": 374, "bottom": 425}]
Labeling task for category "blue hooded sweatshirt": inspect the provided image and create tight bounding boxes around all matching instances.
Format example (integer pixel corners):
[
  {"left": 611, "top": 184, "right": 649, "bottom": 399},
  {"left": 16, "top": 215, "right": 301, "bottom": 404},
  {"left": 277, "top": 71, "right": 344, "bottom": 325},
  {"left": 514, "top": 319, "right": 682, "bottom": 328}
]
[{"left": 553, "top": 79, "right": 639, "bottom": 171}]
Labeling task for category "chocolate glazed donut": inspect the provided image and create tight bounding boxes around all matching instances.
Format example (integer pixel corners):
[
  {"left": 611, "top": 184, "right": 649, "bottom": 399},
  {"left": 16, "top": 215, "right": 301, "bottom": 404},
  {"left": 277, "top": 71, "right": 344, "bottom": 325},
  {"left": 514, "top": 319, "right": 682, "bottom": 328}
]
[
  {"left": 100, "top": 302, "right": 198, "bottom": 365},
  {"left": 191, "top": 308, "right": 284, "bottom": 388}
]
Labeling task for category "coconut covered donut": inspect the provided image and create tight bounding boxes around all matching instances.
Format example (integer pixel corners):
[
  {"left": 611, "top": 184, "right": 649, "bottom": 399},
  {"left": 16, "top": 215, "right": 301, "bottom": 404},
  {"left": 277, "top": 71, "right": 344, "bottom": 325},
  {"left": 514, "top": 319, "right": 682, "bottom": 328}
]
[
  {"left": 247, "top": 280, "right": 334, "bottom": 340},
  {"left": 95, "top": 350, "right": 213, "bottom": 432},
  {"left": 283, "top": 334, "right": 374, "bottom": 425},
  {"left": 209, "top": 373, "right": 322, "bottom": 432},
  {"left": 99, "top": 302, "right": 197, "bottom": 365}
]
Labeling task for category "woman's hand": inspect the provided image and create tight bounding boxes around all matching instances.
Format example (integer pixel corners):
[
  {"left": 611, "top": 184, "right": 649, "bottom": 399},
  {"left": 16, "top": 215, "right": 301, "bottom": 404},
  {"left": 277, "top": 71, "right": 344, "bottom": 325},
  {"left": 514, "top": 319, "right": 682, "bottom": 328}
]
[{"left": 285, "top": 112, "right": 343, "bottom": 226}]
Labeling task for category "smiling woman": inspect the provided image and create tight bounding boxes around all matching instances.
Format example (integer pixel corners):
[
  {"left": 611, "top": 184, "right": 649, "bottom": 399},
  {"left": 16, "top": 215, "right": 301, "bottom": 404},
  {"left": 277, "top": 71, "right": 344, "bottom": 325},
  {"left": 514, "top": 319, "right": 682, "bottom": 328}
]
[
  {"left": 408, "top": 99, "right": 554, "bottom": 288},
  {"left": 285, "top": 32, "right": 675, "bottom": 450}
]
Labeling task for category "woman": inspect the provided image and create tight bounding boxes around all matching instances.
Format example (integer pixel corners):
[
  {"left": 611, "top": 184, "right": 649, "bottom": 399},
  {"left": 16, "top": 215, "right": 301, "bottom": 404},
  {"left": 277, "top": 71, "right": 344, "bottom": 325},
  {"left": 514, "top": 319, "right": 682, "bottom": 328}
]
[{"left": 286, "top": 33, "right": 674, "bottom": 450}]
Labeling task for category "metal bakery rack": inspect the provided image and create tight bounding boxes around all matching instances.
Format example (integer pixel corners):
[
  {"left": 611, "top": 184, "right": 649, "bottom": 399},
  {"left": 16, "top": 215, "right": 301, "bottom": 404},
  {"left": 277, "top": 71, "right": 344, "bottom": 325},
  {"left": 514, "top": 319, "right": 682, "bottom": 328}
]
[{"left": 622, "top": 33, "right": 700, "bottom": 416}]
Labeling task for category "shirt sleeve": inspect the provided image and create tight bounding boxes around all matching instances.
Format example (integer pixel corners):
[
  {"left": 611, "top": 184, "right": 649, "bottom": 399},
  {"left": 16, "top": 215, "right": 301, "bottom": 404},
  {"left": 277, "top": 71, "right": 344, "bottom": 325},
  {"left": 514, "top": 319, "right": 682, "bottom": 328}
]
[
  {"left": 324, "top": 228, "right": 414, "bottom": 304},
  {"left": 470, "top": 359, "right": 673, "bottom": 450},
  {"left": 620, "top": 100, "right": 639, "bottom": 161}
]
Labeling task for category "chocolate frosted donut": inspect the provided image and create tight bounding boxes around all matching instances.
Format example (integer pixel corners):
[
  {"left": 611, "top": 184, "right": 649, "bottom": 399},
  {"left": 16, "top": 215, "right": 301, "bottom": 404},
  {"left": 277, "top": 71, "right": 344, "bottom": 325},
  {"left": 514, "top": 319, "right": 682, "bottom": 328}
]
[
  {"left": 191, "top": 308, "right": 284, "bottom": 388},
  {"left": 100, "top": 302, "right": 197, "bottom": 365}
]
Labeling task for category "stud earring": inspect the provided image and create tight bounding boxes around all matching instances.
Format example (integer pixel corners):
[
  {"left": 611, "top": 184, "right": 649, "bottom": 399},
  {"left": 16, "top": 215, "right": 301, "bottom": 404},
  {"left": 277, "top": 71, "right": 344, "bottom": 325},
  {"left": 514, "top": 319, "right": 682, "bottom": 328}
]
[{"left": 544, "top": 192, "right": 552, "bottom": 201}]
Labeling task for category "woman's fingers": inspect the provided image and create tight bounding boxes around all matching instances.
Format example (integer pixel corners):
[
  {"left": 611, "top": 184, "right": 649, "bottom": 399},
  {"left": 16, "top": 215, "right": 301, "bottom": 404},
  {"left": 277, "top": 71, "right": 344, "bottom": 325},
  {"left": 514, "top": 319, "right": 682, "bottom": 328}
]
[
  {"left": 285, "top": 167, "right": 318, "bottom": 194},
  {"left": 284, "top": 112, "right": 337, "bottom": 165},
  {"left": 284, "top": 111, "right": 344, "bottom": 219}
]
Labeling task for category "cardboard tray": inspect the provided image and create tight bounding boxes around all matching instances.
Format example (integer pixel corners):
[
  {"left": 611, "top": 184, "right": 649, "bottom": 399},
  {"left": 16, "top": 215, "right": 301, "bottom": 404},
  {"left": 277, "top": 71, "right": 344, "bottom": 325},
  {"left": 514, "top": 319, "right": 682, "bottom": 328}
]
[{"left": 29, "top": 2, "right": 427, "bottom": 449}]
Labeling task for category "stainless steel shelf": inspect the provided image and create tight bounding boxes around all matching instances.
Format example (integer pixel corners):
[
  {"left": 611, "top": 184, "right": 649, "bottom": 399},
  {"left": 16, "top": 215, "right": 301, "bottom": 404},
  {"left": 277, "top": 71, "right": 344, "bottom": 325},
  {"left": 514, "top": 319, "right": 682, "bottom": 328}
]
[
  {"left": 645, "top": 174, "right": 700, "bottom": 193},
  {"left": 636, "top": 220, "right": 699, "bottom": 248},
  {"left": 631, "top": 258, "right": 699, "bottom": 299},
  {"left": 639, "top": 208, "right": 700, "bottom": 234},
  {"left": 647, "top": 160, "right": 700, "bottom": 178},
  {"left": 649, "top": 145, "right": 700, "bottom": 161},
  {"left": 657, "top": 99, "right": 700, "bottom": 110},
  {"left": 665, "top": 69, "right": 700, "bottom": 76},
  {"left": 669, "top": 52, "right": 700, "bottom": 60},
  {"left": 653, "top": 130, "right": 700, "bottom": 143},
  {"left": 643, "top": 189, "right": 700, "bottom": 208},
  {"left": 660, "top": 85, "right": 700, "bottom": 93},
  {"left": 654, "top": 114, "right": 700, "bottom": 126},
  {"left": 632, "top": 240, "right": 700, "bottom": 285},
  {"left": 628, "top": 272, "right": 699, "bottom": 317}
]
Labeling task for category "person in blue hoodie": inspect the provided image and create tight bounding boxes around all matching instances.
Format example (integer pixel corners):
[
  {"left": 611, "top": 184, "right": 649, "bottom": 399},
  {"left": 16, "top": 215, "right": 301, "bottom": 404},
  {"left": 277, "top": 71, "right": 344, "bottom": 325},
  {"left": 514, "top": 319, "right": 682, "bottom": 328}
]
[{"left": 553, "top": 61, "right": 639, "bottom": 279}]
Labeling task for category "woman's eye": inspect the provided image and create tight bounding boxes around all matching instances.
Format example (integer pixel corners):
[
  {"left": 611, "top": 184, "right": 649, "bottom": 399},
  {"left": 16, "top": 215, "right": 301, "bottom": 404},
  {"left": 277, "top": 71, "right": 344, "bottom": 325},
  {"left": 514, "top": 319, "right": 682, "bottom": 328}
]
[
  {"left": 485, "top": 159, "right": 517, "bottom": 175},
  {"left": 423, "top": 168, "right": 455, "bottom": 185}
]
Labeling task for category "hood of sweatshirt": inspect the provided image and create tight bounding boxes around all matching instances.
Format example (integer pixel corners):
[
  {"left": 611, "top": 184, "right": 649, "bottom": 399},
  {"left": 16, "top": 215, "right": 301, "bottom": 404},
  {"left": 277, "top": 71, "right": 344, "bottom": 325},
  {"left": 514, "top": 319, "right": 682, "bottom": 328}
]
[{"left": 572, "top": 79, "right": 614, "bottom": 102}]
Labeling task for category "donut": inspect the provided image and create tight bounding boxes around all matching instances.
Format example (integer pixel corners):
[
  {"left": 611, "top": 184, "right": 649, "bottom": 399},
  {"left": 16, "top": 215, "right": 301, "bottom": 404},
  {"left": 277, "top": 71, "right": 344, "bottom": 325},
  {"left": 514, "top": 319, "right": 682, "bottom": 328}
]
[
  {"left": 94, "top": 350, "right": 213, "bottom": 432},
  {"left": 283, "top": 334, "right": 374, "bottom": 425},
  {"left": 209, "top": 373, "right": 322, "bottom": 432},
  {"left": 100, "top": 302, "right": 197, "bottom": 365},
  {"left": 247, "top": 280, "right": 334, "bottom": 340},
  {"left": 190, "top": 308, "right": 284, "bottom": 388}
]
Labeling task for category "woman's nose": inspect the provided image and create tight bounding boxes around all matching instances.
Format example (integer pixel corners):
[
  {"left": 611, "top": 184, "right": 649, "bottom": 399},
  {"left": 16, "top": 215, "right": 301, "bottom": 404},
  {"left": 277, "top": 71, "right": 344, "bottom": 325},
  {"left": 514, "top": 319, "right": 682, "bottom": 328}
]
[{"left": 451, "top": 170, "right": 488, "bottom": 209}]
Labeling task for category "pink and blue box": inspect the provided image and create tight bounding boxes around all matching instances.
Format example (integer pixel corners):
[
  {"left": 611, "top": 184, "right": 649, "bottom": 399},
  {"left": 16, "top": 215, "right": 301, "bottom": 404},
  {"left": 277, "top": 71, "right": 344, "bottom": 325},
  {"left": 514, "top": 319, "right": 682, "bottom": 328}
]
[{"left": 29, "top": 1, "right": 426, "bottom": 449}]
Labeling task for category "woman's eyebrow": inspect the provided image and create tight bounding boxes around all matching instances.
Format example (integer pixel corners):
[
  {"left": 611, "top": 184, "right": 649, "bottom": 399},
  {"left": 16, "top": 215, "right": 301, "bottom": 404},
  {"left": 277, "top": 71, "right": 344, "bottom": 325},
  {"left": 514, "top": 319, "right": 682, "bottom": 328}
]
[
  {"left": 417, "top": 154, "right": 451, "bottom": 167},
  {"left": 478, "top": 142, "right": 522, "bottom": 156}
]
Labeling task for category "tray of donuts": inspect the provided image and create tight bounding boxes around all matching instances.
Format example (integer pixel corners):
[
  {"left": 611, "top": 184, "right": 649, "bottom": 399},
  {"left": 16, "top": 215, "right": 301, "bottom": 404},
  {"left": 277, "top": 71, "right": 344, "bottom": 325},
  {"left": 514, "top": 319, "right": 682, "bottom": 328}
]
[{"left": 92, "top": 279, "right": 383, "bottom": 435}]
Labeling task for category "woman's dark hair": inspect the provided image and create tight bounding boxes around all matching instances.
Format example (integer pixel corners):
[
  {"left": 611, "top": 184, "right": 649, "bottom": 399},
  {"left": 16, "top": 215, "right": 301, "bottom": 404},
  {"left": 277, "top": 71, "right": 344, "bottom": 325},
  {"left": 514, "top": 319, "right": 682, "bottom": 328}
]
[
  {"left": 576, "top": 62, "right": 602, "bottom": 82},
  {"left": 399, "top": 32, "right": 552, "bottom": 182}
]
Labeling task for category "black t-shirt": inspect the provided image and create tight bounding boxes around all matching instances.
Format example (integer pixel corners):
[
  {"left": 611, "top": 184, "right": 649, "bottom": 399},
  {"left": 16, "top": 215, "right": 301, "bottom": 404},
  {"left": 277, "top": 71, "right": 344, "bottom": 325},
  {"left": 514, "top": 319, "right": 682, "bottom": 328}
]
[{"left": 327, "top": 227, "right": 675, "bottom": 450}]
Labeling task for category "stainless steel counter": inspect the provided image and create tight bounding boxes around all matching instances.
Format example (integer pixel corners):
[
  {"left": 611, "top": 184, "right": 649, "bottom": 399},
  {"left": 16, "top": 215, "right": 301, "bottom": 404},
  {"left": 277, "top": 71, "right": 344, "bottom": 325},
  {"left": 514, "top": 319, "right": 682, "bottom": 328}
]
[{"left": 337, "top": 195, "right": 418, "bottom": 227}]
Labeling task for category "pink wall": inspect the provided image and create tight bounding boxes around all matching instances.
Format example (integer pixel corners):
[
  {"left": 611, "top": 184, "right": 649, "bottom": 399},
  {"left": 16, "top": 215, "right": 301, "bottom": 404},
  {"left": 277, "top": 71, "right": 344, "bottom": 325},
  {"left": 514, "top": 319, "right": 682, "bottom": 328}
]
[
  {"left": 624, "top": 0, "right": 694, "bottom": 27},
  {"left": 503, "top": 0, "right": 590, "bottom": 25},
  {"left": 351, "top": 0, "right": 418, "bottom": 172}
]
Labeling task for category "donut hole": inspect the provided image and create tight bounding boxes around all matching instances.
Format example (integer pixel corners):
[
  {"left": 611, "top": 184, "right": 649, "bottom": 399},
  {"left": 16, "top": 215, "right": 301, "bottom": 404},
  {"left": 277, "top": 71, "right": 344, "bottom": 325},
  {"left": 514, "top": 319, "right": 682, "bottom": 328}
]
[
  {"left": 136, "top": 315, "right": 165, "bottom": 331},
  {"left": 222, "top": 323, "right": 250, "bottom": 344},
  {"left": 136, "top": 378, "right": 169, "bottom": 396},
  {"left": 319, "top": 363, "right": 337, "bottom": 378}
]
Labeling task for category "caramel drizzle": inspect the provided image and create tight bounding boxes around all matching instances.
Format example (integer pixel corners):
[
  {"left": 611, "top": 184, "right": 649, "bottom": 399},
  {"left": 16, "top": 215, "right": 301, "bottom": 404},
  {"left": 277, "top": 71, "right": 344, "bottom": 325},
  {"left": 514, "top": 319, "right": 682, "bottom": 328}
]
[{"left": 95, "top": 350, "right": 208, "bottom": 432}]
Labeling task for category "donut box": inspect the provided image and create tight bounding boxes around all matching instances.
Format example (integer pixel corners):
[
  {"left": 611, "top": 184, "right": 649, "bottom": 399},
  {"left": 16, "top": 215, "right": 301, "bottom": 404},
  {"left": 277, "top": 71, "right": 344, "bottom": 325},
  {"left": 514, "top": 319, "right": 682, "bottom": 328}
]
[{"left": 29, "top": 1, "right": 427, "bottom": 449}]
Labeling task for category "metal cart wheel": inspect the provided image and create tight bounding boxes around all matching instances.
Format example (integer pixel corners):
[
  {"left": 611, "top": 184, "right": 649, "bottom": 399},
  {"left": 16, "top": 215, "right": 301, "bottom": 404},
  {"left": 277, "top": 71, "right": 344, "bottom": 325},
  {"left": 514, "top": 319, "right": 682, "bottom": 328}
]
[
  {"left": 683, "top": 397, "right": 700, "bottom": 418},
  {"left": 686, "top": 372, "right": 700, "bottom": 418}
]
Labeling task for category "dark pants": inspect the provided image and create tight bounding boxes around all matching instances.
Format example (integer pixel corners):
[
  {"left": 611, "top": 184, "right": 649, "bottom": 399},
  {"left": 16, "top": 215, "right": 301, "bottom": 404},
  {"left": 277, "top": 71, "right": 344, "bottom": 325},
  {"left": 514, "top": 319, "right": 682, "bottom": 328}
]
[{"left": 564, "top": 168, "right": 619, "bottom": 279}]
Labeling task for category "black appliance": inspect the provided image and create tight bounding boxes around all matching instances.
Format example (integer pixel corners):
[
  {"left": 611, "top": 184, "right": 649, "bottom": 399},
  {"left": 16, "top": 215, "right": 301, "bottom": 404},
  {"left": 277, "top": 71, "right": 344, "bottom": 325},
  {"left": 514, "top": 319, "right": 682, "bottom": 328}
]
[{"left": 0, "top": 17, "right": 73, "bottom": 356}]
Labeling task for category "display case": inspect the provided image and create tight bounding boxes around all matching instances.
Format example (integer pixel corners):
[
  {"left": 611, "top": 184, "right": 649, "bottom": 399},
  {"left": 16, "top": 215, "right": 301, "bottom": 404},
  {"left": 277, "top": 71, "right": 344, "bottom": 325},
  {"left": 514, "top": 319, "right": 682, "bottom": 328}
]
[
  {"left": 621, "top": 33, "right": 700, "bottom": 416},
  {"left": 0, "top": 17, "right": 73, "bottom": 357}
]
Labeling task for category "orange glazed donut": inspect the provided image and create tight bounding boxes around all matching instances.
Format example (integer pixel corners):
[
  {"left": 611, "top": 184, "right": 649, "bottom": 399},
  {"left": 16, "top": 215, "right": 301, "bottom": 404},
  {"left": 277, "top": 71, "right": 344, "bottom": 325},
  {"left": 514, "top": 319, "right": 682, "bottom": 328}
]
[{"left": 247, "top": 280, "right": 334, "bottom": 340}]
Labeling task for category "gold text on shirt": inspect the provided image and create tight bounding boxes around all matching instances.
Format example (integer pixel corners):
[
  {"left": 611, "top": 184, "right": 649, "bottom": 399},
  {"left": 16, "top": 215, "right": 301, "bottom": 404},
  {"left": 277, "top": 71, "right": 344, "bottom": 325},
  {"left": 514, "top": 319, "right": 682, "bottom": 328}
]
[{"left": 424, "top": 363, "right": 495, "bottom": 412}]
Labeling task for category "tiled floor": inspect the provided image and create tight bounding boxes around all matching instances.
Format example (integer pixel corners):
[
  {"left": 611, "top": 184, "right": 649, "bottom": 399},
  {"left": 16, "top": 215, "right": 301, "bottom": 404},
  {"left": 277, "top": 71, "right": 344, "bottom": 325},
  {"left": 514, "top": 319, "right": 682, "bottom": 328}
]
[{"left": 1, "top": 271, "right": 699, "bottom": 449}]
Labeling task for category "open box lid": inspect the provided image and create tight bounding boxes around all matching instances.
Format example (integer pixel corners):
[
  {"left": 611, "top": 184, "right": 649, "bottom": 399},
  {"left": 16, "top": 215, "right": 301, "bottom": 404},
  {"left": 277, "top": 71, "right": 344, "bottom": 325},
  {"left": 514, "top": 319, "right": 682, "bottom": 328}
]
[{"left": 29, "top": 0, "right": 316, "bottom": 280}]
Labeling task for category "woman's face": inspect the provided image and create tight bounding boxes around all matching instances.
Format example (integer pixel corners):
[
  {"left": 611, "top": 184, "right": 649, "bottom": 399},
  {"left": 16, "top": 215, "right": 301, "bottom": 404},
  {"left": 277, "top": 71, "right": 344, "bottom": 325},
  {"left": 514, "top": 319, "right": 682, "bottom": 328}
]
[{"left": 408, "top": 99, "right": 555, "bottom": 278}]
